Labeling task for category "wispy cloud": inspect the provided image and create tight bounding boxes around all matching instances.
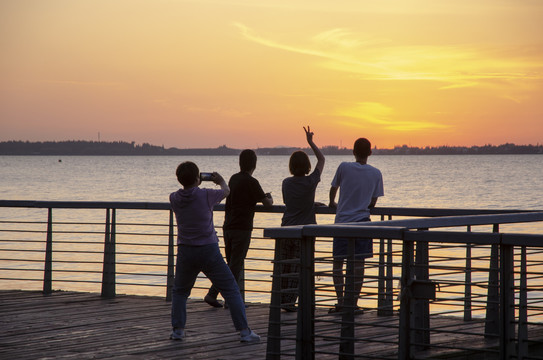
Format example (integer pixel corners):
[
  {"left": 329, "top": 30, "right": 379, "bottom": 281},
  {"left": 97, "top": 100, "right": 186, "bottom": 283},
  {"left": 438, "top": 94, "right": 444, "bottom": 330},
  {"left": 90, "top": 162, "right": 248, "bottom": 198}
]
[
  {"left": 42, "top": 80, "right": 124, "bottom": 88},
  {"left": 337, "top": 102, "right": 450, "bottom": 132},
  {"left": 233, "top": 23, "right": 543, "bottom": 88}
]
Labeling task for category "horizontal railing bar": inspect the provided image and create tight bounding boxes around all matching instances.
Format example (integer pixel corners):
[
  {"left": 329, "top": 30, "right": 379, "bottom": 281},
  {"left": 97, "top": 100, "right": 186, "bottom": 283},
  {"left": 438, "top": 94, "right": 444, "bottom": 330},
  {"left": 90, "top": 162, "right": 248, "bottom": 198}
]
[
  {"left": 4, "top": 200, "right": 540, "bottom": 216},
  {"left": 264, "top": 212, "right": 543, "bottom": 239}
]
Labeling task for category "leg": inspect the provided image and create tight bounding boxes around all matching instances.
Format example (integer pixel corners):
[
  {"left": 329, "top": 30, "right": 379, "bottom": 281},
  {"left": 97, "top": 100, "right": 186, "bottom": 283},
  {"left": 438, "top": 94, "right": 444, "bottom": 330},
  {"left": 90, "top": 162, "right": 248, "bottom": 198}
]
[
  {"left": 332, "top": 258, "right": 345, "bottom": 307},
  {"left": 280, "top": 238, "right": 300, "bottom": 310},
  {"left": 352, "top": 237, "right": 372, "bottom": 307},
  {"left": 353, "top": 259, "right": 366, "bottom": 307},
  {"left": 332, "top": 237, "right": 348, "bottom": 307},
  {"left": 225, "top": 229, "right": 252, "bottom": 286},
  {"left": 202, "top": 243, "right": 249, "bottom": 331},
  {"left": 171, "top": 245, "right": 201, "bottom": 330}
]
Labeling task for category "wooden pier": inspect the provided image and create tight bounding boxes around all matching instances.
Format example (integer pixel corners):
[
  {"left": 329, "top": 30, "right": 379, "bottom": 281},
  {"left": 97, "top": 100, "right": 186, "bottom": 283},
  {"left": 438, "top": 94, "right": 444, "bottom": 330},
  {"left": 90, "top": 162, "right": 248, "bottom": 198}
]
[
  {"left": 3, "top": 290, "right": 542, "bottom": 359},
  {"left": 0, "top": 290, "right": 269, "bottom": 359}
]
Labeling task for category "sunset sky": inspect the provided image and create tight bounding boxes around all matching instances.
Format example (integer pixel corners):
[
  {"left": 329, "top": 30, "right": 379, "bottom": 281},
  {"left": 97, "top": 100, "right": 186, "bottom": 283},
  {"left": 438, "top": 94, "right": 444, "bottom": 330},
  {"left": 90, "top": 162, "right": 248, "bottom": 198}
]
[{"left": 1, "top": 0, "right": 542, "bottom": 149}]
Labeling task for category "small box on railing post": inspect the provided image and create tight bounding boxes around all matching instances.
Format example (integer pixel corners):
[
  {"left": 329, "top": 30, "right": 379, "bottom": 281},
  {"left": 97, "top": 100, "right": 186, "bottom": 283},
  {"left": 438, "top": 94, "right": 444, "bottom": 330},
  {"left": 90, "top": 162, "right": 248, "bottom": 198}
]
[{"left": 408, "top": 279, "right": 437, "bottom": 300}]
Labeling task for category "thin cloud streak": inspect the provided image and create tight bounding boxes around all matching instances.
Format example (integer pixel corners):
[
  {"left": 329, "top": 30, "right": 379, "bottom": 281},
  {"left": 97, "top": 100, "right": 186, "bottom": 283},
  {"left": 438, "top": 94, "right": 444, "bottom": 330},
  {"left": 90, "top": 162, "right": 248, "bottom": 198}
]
[
  {"left": 234, "top": 23, "right": 543, "bottom": 88},
  {"left": 336, "top": 102, "right": 451, "bottom": 132}
]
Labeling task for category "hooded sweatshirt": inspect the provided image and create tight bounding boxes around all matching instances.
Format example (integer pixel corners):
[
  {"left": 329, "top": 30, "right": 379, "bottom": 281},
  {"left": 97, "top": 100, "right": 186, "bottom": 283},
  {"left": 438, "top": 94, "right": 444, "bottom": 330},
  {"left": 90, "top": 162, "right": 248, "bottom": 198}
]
[{"left": 170, "top": 187, "right": 226, "bottom": 245}]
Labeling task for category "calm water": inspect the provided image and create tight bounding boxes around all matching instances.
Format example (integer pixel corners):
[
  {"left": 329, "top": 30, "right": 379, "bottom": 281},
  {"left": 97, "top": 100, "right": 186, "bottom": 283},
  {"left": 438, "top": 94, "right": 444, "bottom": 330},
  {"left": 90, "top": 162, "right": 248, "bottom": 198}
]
[
  {"left": 1, "top": 155, "right": 542, "bottom": 301},
  {"left": 2, "top": 154, "right": 542, "bottom": 209}
]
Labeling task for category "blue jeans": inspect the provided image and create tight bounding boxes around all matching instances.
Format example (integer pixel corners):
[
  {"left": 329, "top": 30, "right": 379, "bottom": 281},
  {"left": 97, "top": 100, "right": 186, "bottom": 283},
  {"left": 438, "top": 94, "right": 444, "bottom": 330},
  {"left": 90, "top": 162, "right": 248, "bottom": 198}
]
[
  {"left": 207, "top": 229, "right": 252, "bottom": 299},
  {"left": 171, "top": 243, "right": 248, "bottom": 330}
]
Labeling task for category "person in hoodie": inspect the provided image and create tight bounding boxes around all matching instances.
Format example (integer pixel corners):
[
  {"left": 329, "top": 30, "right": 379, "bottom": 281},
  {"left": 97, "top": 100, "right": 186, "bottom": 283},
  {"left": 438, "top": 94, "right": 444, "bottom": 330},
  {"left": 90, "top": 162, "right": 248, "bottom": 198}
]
[{"left": 169, "top": 161, "right": 260, "bottom": 343}]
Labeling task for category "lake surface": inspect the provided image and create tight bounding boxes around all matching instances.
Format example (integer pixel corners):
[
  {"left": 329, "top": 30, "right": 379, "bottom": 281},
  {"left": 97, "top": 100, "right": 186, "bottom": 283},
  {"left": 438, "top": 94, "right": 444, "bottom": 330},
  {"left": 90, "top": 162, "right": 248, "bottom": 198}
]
[
  {"left": 2, "top": 154, "right": 542, "bottom": 210},
  {"left": 1, "top": 155, "right": 542, "bottom": 301}
]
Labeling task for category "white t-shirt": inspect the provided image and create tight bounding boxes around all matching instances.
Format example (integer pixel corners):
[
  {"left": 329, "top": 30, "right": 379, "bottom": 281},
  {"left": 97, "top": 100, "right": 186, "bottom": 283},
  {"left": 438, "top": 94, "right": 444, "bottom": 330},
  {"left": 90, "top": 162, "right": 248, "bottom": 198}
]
[{"left": 331, "top": 162, "right": 384, "bottom": 223}]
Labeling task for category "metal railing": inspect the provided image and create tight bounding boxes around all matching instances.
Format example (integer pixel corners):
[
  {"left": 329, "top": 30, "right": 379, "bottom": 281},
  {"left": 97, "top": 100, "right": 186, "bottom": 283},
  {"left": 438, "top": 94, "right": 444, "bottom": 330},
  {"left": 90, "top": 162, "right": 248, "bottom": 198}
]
[
  {"left": 264, "top": 212, "right": 543, "bottom": 359},
  {"left": 1, "top": 200, "right": 542, "bottom": 359}
]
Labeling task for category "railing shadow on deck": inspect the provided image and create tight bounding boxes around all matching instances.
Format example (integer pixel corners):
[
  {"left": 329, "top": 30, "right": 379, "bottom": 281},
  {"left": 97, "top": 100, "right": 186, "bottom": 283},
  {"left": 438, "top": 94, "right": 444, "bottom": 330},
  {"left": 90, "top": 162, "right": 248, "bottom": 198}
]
[{"left": 1, "top": 200, "right": 543, "bottom": 359}]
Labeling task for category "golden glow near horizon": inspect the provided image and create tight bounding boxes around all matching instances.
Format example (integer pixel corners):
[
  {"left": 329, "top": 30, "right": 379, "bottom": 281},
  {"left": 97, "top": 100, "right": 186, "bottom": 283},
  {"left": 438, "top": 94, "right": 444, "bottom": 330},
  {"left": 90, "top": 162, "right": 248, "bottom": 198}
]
[{"left": 1, "top": 0, "right": 542, "bottom": 149}]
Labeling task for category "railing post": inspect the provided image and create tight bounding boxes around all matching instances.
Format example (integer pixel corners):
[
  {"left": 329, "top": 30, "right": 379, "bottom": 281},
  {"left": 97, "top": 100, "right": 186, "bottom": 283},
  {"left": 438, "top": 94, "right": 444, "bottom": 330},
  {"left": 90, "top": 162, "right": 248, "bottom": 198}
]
[
  {"left": 485, "top": 224, "right": 500, "bottom": 338},
  {"left": 101, "top": 208, "right": 116, "bottom": 298},
  {"left": 43, "top": 208, "right": 53, "bottom": 295},
  {"left": 500, "top": 241, "right": 515, "bottom": 358},
  {"left": 464, "top": 225, "right": 472, "bottom": 321},
  {"left": 166, "top": 209, "right": 175, "bottom": 301},
  {"left": 339, "top": 237, "right": 356, "bottom": 359},
  {"left": 399, "top": 237, "right": 413, "bottom": 360},
  {"left": 518, "top": 246, "right": 528, "bottom": 359},
  {"left": 378, "top": 235, "right": 394, "bottom": 316},
  {"left": 266, "top": 238, "right": 283, "bottom": 360},
  {"left": 296, "top": 235, "right": 315, "bottom": 360},
  {"left": 413, "top": 230, "right": 430, "bottom": 350}
]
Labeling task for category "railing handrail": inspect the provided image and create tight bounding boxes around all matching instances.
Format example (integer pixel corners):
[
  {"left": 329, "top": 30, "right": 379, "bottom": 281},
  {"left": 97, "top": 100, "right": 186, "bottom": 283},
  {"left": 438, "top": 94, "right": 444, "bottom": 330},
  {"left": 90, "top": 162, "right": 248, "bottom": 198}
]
[
  {"left": 2, "top": 199, "right": 539, "bottom": 217},
  {"left": 263, "top": 212, "right": 543, "bottom": 239}
]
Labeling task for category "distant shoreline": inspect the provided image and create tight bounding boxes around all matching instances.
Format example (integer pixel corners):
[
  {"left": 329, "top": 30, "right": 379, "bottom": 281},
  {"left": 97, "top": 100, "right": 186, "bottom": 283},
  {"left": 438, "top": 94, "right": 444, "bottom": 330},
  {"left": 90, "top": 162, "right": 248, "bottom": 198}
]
[{"left": 1, "top": 140, "right": 542, "bottom": 155}]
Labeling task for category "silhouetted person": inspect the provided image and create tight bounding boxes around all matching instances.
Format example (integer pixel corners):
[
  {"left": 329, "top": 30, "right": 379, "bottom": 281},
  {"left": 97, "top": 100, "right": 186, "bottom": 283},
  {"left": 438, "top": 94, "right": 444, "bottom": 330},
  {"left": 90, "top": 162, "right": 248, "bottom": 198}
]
[
  {"left": 205, "top": 150, "right": 273, "bottom": 308},
  {"left": 169, "top": 161, "right": 260, "bottom": 342},
  {"left": 279, "top": 126, "right": 325, "bottom": 311},
  {"left": 328, "top": 138, "right": 384, "bottom": 313}
]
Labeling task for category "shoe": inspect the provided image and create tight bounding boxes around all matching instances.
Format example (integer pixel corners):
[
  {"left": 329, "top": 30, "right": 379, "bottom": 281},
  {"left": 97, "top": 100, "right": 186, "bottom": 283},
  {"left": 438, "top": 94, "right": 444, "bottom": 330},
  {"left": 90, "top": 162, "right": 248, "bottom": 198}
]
[
  {"left": 328, "top": 305, "right": 364, "bottom": 315},
  {"left": 170, "top": 328, "right": 185, "bottom": 340},
  {"left": 281, "top": 304, "right": 298, "bottom": 312},
  {"left": 240, "top": 328, "right": 261, "bottom": 343},
  {"left": 204, "top": 295, "right": 223, "bottom": 308}
]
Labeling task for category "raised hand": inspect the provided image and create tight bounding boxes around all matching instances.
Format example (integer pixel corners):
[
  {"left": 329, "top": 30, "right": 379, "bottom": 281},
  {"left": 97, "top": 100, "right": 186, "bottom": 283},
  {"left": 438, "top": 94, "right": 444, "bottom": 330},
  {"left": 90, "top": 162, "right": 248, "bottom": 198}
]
[{"left": 304, "top": 126, "right": 314, "bottom": 143}]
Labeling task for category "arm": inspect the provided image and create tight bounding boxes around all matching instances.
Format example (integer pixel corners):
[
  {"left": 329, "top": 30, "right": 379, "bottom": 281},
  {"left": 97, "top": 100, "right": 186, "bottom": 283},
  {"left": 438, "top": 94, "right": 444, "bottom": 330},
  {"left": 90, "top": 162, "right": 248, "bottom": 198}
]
[
  {"left": 329, "top": 186, "right": 338, "bottom": 208},
  {"left": 212, "top": 172, "right": 230, "bottom": 199},
  {"left": 304, "top": 126, "right": 325, "bottom": 175},
  {"left": 368, "top": 197, "right": 378, "bottom": 209},
  {"left": 261, "top": 192, "right": 273, "bottom": 207}
]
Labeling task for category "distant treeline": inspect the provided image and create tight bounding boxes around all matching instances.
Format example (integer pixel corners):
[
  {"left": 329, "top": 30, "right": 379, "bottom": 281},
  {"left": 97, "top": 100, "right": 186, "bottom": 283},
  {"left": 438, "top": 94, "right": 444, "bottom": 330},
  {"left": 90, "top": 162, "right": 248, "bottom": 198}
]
[{"left": 1, "top": 140, "right": 542, "bottom": 156}]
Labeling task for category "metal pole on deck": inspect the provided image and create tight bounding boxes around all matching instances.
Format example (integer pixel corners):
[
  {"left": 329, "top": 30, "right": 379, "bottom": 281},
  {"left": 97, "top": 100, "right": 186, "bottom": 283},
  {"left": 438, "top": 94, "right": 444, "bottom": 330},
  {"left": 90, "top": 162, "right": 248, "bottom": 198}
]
[
  {"left": 296, "top": 235, "right": 315, "bottom": 360},
  {"left": 500, "top": 242, "right": 515, "bottom": 358},
  {"left": 101, "top": 208, "right": 116, "bottom": 298},
  {"left": 399, "top": 239, "right": 413, "bottom": 359},
  {"left": 43, "top": 208, "right": 53, "bottom": 294},
  {"left": 266, "top": 238, "right": 283, "bottom": 360},
  {"left": 413, "top": 230, "right": 430, "bottom": 350},
  {"left": 517, "top": 246, "right": 528, "bottom": 359},
  {"left": 166, "top": 209, "right": 175, "bottom": 301},
  {"left": 464, "top": 226, "right": 473, "bottom": 321},
  {"left": 485, "top": 224, "right": 500, "bottom": 338},
  {"left": 339, "top": 238, "right": 356, "bottom": 359}
]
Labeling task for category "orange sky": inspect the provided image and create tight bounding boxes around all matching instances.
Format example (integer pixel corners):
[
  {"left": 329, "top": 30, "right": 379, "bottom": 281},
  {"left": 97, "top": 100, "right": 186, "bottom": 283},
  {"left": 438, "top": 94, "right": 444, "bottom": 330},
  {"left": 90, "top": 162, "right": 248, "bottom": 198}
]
[{"left": 1, "top": 0, "right": 542, "bottom": 149}]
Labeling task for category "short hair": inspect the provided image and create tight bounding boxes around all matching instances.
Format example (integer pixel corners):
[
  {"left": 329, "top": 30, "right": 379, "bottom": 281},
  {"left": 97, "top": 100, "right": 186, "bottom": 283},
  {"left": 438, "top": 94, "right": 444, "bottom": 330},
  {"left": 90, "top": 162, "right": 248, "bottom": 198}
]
[
  {"left": 353, "top": 138, "right": 372, "bottom": 158},
  {"left": 289, "top": 150, "right": 311, "bottom": 176},
  {"left": 176, "top": 161, "right": 199, "bottom": 187},
  {"left": 239, "top": 149, "right": 257, "bottom": 172}
]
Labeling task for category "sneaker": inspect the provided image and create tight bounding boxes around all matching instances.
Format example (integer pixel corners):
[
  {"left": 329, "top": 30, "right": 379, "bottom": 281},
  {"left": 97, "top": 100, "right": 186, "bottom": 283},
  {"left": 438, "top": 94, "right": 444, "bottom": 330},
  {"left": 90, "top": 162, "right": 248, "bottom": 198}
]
[
  {"left": 281, "top": 304, "right": 298, "bottom": 312},
  {"left": 240, "top": 328, "right": 261, "bottom": 343},
  {"left": 170, "top": 328, "right": 185, "bottom": 340},
  {"left": 204, "top": 295, "right": 223, "bottom": 308}
]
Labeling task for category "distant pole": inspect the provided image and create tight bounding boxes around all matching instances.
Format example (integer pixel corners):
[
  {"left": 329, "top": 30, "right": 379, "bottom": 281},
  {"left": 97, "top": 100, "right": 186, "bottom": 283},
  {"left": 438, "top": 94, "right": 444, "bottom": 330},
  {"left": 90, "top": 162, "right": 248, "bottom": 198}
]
[{"left": 98, "top": 132, "right": 101, "bottom": 142}]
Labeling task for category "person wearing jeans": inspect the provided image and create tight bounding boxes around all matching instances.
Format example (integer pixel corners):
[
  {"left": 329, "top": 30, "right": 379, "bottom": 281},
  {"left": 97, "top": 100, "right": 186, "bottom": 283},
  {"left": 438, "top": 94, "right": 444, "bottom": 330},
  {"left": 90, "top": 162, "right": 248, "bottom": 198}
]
[{"left": 169, "top": 161, "right": 260, "bottom": 342}]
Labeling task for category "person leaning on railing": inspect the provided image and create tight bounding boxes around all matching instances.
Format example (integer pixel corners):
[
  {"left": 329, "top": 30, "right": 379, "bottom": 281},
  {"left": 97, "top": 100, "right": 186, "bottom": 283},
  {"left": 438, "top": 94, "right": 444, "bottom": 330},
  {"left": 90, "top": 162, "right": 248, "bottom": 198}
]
[
  {"left": 328, "top": 137, "right": 384, "bottom": 314},
  {"left": 204, "top": 149, "right": 273, "bottom": 308},
  {"left": 169, "top": 161, "right": 260, "bottom": 342}
]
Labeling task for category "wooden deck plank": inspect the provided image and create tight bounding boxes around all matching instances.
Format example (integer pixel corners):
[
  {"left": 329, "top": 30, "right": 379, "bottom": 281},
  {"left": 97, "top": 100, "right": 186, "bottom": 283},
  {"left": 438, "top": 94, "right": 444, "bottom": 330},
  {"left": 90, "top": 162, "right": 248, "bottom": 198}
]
[
  {"left": 2, "top": 291, "right": 542, "bottom": 359},
  {"left": 0, "top": 291, "right": 270, "bottom": 359}
]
